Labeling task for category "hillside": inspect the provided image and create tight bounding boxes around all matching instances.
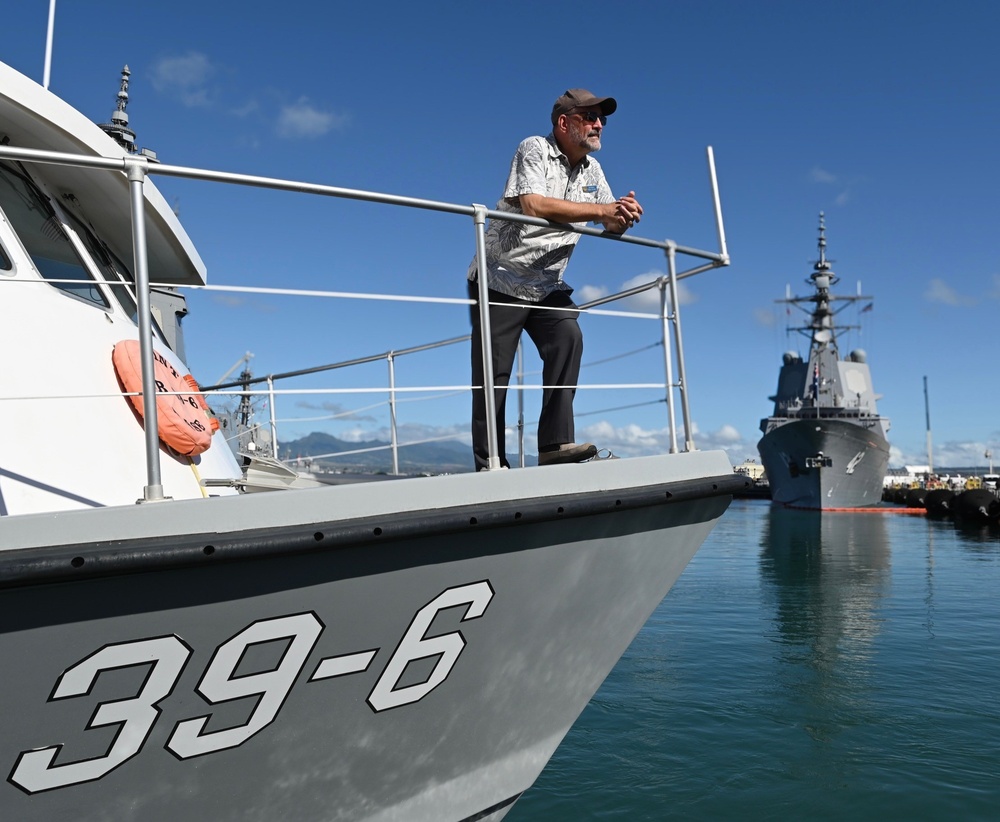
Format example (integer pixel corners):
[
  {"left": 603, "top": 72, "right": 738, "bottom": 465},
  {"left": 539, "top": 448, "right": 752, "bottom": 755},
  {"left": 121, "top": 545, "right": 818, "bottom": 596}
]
[{"left": 280, "top": 431, "right": 476, "bottom": 475}]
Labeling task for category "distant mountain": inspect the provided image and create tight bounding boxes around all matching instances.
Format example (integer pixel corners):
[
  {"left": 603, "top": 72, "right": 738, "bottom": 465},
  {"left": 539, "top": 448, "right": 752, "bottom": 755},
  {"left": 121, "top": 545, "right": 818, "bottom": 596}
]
[{"left": 279, "top": 431, "right": 477, "bottom": 475}]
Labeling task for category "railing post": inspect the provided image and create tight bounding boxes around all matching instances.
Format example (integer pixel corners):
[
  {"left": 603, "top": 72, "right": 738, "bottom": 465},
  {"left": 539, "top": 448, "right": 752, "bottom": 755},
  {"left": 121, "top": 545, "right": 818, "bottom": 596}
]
[
  {"left": 516, "top": 340, "right": 525, "bottom": 468},
  {"left": 666, "top": 242, "right": 696, "bottom": 451},
  {"left": 387, "top": 352, "right": 399, "bottom": 475},
  {"left": 43, "top": 0, "right": 57, "bottom": 90},
  {"left": 659, "top": 277, "right": 679, "bottom": 454},
  {"left": 472, "top": 204, "right": 502, "bottom": 470},
  {"left": 267, "top": 375, "right": 278, "bottom": 458},
  {"left": 126, "top": 157, "right": 166, "bottom": 503},
  {"left": 706, "top": 146, "right": 729, "bottom": 265}
]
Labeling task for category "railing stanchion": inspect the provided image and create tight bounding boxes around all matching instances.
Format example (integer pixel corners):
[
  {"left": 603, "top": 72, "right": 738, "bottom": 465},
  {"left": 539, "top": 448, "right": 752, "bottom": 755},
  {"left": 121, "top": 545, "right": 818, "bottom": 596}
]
[
  {"left": 472, "top": 204, "right": 502, "bottom": 470},
  {"left": 267, "top": 376, "right": 278, "bottom": 458},
  {"left": 659, "top": 277, "right": 678, "bottom": 454},
  {"left": 707, "top": 146, "right": 729, "bottom": 265},
  {"left": 388, "top": 352, "right": 399, "bottom": 475},
  {"left": 516, "top": 341, "right": 525, "bottom": 468},
  {"left": 666, "top": 243, "right": 696, "bottom": 451},
  {"left": 126, "top": 157, "right": 166, "bottom": 502}
]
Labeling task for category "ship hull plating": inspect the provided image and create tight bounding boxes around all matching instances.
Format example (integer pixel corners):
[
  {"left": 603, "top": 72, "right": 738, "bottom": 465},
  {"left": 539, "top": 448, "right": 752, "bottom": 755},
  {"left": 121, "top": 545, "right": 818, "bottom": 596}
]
[{"left": 758, "top": 418, "right": 890, "bottom": 509}]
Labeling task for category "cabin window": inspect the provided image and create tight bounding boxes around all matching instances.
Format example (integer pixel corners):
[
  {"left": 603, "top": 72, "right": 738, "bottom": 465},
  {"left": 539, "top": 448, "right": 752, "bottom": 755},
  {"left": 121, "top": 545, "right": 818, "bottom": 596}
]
[
  {"left": 62, "top": 208, "right": 139, "bottom": 320},
  {"left": 0, "top": 161, "right": 110, "bottom": 309},
  {"left": 0, "top": 241, "right": 11, "bottom": 271}
]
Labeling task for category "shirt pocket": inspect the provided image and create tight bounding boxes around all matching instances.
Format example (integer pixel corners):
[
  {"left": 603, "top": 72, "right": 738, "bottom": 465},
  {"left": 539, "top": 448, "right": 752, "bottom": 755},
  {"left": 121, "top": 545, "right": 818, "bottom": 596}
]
[{"left": 573, "top": 182, "right": 601, "bottom": 203}]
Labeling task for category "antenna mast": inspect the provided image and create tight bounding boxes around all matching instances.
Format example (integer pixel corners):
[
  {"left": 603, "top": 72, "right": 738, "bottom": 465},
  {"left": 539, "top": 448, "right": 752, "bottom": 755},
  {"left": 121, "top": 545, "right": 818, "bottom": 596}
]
[
  {"left": 923, "top": 375, "right": 933, "bottom": 472},
  {"left": 43, "top": 0, "right": 57, "bottom": 89},
  {"left": 99, "top": 66, "right": 138, "bottom": 152}
]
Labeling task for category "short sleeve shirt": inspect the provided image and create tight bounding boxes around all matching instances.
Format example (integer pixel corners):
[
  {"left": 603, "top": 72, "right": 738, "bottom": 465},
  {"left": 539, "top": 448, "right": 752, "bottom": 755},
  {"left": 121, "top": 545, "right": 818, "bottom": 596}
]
[{"left": 467, "top": 134, "right": 615, "bottom": 302}]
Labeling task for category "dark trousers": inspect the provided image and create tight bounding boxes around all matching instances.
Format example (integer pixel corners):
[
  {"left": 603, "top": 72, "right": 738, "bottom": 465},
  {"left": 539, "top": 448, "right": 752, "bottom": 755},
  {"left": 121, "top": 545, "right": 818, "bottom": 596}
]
[{"left": 469, "top": 281, "right": 583, "bottom": 470}]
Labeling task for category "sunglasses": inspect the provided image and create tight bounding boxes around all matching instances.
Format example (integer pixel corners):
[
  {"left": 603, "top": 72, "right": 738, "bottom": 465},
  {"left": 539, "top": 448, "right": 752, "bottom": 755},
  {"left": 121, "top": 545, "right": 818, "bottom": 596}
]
[{"left": 571, "top": 111, "right": 607, "bottom": 126}]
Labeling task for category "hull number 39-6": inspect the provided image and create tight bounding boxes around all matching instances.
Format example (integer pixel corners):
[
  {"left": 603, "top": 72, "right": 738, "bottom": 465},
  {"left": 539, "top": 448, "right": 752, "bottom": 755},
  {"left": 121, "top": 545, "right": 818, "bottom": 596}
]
[{"left": 8, "top": 580, "right": 494, "bottom": 794}]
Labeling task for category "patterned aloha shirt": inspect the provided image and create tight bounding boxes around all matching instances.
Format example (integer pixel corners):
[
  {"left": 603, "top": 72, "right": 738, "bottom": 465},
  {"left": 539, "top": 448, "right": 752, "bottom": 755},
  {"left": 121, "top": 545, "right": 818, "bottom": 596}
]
[{"left": 467, "top": 134, "right": 615, "bottom": 302}]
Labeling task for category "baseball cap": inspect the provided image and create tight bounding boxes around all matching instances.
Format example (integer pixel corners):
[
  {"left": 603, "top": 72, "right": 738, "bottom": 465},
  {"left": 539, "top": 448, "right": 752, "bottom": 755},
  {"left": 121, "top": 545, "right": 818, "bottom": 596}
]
[{"left": 551, "top": 89, "right": 618, "bottom": 125}]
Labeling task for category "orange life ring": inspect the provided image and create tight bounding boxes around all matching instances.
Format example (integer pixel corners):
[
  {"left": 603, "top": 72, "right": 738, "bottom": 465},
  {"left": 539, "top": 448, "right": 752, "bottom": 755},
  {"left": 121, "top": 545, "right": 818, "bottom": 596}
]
[{"left": 112, "top": 339, "right": 214, "bottom": 456}]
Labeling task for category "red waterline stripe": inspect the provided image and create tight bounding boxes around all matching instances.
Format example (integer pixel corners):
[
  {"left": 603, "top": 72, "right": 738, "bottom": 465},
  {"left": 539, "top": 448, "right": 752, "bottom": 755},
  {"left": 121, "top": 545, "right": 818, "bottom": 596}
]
[{"left": 786, "top": 506, "right": 927, "bottom": 514}]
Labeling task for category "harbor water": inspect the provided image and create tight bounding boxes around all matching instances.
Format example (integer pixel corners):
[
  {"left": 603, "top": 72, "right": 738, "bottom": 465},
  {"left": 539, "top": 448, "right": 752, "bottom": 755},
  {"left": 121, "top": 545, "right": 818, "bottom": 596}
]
[{"left": 509, "top": 499, "right": 1000, "bottom": 821}]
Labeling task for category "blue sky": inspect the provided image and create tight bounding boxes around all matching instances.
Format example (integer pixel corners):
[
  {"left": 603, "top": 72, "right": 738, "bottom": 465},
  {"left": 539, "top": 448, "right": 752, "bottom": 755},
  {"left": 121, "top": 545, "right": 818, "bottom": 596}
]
[{"left": 6, "top": 0, "right": 999, "bottom": 470}]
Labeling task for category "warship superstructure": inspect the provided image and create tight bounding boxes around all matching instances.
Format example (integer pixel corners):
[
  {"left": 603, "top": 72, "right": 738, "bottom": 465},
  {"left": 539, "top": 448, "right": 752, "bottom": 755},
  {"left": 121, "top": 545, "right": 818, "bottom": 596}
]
[{"left": 757, "top": 217, "right": 890, "bottom": 509}]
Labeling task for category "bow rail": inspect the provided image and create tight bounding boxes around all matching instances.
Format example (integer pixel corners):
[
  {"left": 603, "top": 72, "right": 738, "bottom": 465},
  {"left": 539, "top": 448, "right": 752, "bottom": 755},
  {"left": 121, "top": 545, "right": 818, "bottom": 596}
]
[{"left": 0, "top": 143, "right": 729, "bottom": 494}]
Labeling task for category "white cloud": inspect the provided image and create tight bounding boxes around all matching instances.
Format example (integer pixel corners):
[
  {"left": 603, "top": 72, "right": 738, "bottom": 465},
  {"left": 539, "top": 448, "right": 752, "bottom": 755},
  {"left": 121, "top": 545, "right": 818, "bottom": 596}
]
[
  {"left": 577, "top": 284, "right": 608, "bottom": 303},
  {"left": 809, "top": 167, "right": 837, "bottom": 184},
  {"left": 924, "top": 277, "right": 975, "bottom": 307},
  {"left": 150, "top": 52, "right": 215, "bottom": 107},
  {"left": 893, "top": 439, "right": 998, "bottom": 470},
  {"left": 276, "top": 98, "right": 348, "bottom": 139},
  {"left": 579, "top": 270, "right": 696, "bottom": 313},
  {"left": 621, "top": 272, "right": 697, "bottom": 311},
  {"left": 889, "top": 444, "right": 908, "bottom": 467},
  {"left": 754, "top": 307, "right": 777, "bottom": 327},
  {"left": 292, "top": 400, "right": 377, "bottom": 423},
  {"left": 149, "top": 55, "right": 349, "bottom": 142},
  {"left": 337, "top": 421, "right": 468, "bottom": 446},
  {"left": 279, "top": 413, "right": 997, "bottom": 472},
  {"left": 808, "top": 166, "right": 861, "bottom": 207},
  {"left": 210, "top": 293, "right": 278, "bottom": 313},
  {"left": 572, "top": 418, "right": 746, "bottom": 461},
  {"left": 211, "top": 293, "right": 248, "bottom": 308},
  {"left": 230, "top": 99, "right": 261, "bottom": 118},
  {"left": 713, "top": 424, "right": 743, "bottom": 444},
  {"left": 582, "top": 420, "right": 663, "bottom": 453}
]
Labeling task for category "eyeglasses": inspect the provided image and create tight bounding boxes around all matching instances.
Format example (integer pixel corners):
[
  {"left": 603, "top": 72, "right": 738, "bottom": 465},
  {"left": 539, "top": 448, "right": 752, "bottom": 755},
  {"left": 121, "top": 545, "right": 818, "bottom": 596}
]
[{"left": 571, "top": 111, "right": 607, "bottom": 126}]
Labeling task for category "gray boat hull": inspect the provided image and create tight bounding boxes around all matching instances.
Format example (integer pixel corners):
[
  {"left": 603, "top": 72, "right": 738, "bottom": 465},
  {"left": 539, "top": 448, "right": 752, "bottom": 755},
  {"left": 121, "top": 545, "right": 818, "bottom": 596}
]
[
  {"left": 757, "top": 418, "right": 890, "bottom": 509},
  {"left": 1, "top": 454, "right": 740, "bottom": 821}
]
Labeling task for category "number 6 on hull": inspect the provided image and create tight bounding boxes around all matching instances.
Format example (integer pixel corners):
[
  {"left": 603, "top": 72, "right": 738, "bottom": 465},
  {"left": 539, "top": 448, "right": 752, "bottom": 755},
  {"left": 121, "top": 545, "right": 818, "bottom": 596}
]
[{"left": 368, "top": 581, "right": 494, "bottom": 712}]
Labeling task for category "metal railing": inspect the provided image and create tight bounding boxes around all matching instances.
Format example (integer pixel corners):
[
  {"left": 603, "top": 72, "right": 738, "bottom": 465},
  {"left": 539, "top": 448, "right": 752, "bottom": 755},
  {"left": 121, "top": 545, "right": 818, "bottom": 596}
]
[
  {"left": 202, "top": 333, "right": 471, "bottom": 476},
  {"left": 0, "top": 143, "right": 729, "bottom": 495}
]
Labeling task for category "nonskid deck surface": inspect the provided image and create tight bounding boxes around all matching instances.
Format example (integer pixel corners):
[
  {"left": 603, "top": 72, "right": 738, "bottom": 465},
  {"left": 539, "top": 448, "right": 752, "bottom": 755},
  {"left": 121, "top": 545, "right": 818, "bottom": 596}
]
[{"left": 0, "top": 451, "right": 742, "bottom": 556}]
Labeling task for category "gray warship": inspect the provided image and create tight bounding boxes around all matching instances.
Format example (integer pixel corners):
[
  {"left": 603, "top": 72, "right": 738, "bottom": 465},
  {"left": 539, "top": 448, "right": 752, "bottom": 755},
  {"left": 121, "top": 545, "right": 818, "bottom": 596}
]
[{"left": 757, "top": 216, "right": 890, "bottom": 509}]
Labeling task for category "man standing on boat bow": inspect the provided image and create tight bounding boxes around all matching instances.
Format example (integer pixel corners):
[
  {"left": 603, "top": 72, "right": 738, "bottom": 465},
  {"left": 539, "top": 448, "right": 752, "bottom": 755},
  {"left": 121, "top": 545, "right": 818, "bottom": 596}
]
[{"left": 468, "top": 88, "right": 643, "bottom": 470}]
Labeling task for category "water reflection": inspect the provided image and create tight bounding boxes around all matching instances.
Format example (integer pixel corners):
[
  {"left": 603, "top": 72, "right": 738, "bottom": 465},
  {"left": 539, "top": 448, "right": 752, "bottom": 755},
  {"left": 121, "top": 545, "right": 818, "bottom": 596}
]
[
  {"left": 758, "top": 508, "right": 891, "bottom": 742},
  {"left": 941, "top": 517, "right": 1000, "bottom": 551}
]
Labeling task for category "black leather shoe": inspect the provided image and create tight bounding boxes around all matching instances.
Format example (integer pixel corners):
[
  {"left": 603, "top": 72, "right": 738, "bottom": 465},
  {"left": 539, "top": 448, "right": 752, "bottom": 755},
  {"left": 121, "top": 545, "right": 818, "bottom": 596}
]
[{"left": 538, "top": 442, "right": 598, "bottom": 466}]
